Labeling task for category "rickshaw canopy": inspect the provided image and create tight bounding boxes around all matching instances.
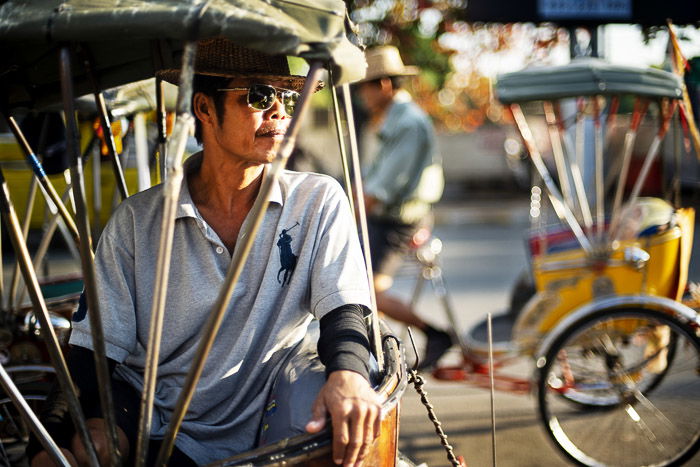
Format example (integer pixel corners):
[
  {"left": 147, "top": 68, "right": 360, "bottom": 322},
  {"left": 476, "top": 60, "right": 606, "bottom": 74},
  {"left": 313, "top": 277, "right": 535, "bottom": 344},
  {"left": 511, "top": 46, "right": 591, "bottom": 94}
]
[
  {"left": 496, "top": 58, "right": 683, "bottom": 103},
  {"left": 0, "top": 0, "right": 366, "bottom": 110}
]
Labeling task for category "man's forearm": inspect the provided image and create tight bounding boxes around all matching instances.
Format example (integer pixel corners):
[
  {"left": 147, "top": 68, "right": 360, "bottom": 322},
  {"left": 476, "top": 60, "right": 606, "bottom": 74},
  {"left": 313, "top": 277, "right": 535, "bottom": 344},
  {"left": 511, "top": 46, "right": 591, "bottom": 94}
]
[{"left": 317, "top": 304, "right": 371, "bottom": 381}]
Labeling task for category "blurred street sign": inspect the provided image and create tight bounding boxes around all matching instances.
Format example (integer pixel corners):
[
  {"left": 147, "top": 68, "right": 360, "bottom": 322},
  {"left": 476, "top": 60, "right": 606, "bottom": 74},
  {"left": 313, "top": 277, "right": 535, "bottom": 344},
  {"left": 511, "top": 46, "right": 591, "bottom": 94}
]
[{"left": 462, "top": 0, "right": 700, "bottom": 26}]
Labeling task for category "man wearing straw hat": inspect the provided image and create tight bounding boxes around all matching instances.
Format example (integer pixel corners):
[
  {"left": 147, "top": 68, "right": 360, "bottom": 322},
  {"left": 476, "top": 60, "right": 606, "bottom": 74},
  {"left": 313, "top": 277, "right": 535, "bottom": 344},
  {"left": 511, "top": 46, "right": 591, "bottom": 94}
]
[
  {"left": 357, "top": 45, "right": 451, "bottom": 370},
  {"left": 30, "top": 39, "right": 379, "bottom": 467}
]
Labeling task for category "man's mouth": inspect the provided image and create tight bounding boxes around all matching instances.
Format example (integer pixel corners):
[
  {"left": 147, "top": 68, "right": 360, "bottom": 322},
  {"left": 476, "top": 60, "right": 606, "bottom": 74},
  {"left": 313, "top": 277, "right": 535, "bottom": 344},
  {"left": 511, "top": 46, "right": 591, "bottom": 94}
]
[{"left": 256, "top": 128, "right": 287, "bottom": 137}]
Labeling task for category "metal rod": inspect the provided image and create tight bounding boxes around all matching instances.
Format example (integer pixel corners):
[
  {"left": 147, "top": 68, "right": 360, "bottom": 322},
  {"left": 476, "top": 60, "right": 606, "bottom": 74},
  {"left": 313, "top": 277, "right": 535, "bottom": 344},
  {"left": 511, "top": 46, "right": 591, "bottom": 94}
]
[
  {"left": 553, "top": 102, "right": 593, "bottom": 230},
  {"left": 609, "top": 98, "right": 649, "bottom": 236},
  {"left": 135, "top": 39, "right": 198, "bottom": 467},
  {"left": 543, "top": 101, "right": 574, "bottom": 211},
  {"left": 8, "top": 176, "right": 38, "bottom": 310},
  {"left": 487, "top": 313, "right": 497, "bottom": 467},
  {"left": 0, "top": 364, "right": 71, "bottom": 466},
  {"left": 156, "top": 77, "right": 168, "bottom": 183},
  {"left": 328, "top": 69, "right": 356, "bottom": 220},
  {"left": 16, "top": 185, "right": 75, "bottom": 307},
  {"left": 82, "top": 46, "right": 129, "bottom": 200},
  {"left": 340, "top": 82, "right": 384, "bottom": 371},
  {"left": 510, "top": 104, "right": 592, "bottom": 254},
  {"left": 59, "top": 45, "right": 121, "bottom": 467},
  {"left": 592, "top": 97, "right": 604, "bottom": 242},
  {"left": 430, "top": 265, "right": 469, "bottom": 357},
  {"left": 0, "top": 164, "right": 99, "bottom": 466},
  {"left": 4, "top": 115, "right": 80, "bottom": 245},
  {"left": 574, "top": 98, "right": 587, "bottom": 233},
  {"left": 95, "top": 92, "right": 129, "bottom": 199},
  {"left": 624, "top": 100, "right": 678, "bottom": 213},
  {"left": 91, "top": 131, "right": 102, "bottom": 235},
  {"left": 155, "top": 60, "right": 325, "bottom": 467}
]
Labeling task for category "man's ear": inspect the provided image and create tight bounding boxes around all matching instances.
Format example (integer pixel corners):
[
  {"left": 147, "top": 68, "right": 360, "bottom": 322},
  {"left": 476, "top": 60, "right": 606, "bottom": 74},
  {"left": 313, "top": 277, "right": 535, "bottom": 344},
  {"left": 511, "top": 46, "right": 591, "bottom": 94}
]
[
  {"left": 193, "top": 93, "right": 215, "bottom": 126},
  {"left": 379, "top": 77, "right": 394, "bottom": 94}
]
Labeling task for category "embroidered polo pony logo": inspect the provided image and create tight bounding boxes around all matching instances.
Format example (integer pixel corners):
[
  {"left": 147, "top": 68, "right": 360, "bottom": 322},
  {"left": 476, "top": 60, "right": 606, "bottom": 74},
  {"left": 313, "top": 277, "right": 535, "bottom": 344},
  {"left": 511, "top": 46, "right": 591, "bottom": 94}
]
[{"left": 277, "top": 222, "right": 299, "bottom": 286}]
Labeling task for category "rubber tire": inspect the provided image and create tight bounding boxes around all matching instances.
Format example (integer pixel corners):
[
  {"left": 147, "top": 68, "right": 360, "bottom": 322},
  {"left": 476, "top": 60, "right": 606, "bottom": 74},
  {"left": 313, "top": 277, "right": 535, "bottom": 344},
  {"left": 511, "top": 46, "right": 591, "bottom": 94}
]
[{"left": 537, "top": 308, "right": 700, "bottom": 467}]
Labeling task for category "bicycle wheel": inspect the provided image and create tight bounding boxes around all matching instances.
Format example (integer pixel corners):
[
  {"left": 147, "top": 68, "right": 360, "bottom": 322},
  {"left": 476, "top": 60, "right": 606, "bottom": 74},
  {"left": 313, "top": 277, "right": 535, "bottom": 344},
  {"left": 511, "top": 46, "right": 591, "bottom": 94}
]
[{"left": 537, "top": 308, "right": 700, "bottom": 467}]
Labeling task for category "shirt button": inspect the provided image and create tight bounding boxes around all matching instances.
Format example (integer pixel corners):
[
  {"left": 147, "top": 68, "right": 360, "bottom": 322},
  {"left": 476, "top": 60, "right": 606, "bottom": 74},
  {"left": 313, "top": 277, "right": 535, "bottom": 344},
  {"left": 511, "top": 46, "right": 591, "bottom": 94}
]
[{"left": 216, "top": 246, "right": 224, "bottom": 254}]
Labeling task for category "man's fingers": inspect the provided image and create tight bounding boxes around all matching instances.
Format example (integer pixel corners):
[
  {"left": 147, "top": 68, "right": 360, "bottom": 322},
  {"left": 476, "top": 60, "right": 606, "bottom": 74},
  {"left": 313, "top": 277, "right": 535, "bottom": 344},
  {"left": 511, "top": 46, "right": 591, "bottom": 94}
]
[
  {"left": 331, "top": 404, "right": 350, "bottom": 465},
  {"left": 357, "top": 403, "right": 380, "bottom": 464},
  {"left": 343, "top": 406, "right": 365, "bottom": 467},
  {"left": 372, "top": 404, "right": 382, "bottom": 439}
]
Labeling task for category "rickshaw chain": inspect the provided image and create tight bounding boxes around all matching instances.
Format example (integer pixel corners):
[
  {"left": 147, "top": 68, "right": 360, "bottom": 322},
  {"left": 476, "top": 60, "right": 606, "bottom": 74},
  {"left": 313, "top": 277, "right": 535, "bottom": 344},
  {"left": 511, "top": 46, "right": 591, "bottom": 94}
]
[{"left": 407, "top": 369, "right": 463, "bottom": 467}]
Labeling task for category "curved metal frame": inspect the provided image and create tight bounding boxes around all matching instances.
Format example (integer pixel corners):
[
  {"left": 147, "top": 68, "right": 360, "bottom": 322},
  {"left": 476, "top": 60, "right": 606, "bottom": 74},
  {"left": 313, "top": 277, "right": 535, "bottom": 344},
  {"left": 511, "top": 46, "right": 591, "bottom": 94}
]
[{"left": 533, "top": 293, "right": 700, "bottom": 370}]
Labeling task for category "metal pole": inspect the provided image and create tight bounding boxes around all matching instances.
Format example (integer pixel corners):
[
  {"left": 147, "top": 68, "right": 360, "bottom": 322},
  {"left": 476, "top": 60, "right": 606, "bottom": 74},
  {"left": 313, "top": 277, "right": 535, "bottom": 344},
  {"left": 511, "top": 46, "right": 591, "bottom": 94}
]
[
  {"left": 328, "top": 69, "right": 356, "bottom": 219},
  {"left": 156, "top": 77, "right": 168, "bottom": 183},
  {"left": 543, "top": 101, "right": 574, "bottom": 211},
  {"left": 487, "top": 313, "right": 497, "bottom": 467},
  {"left": 59, "top": 45, "right": 121, "bottom": 467},
  {"left": 81, "top": 47, "right": 129, "bottom": 201},
  {"left": 135, "top": 39, "right": 198, "bottom": 467},
  {"left": 0, "top": 364, "right": 71, "bottom": 466},
  {"left": 0, "top": 165, "right": 99, "bottom": 466},
  {"left": 8, "top": 176, "right": 37, "bottom": 310},
  {"left": 15, "top": 185, "right": 75, "bottom": 307},
  {"left": 4, "top": 115, "right": 80, "bottom": 245},
  {"left": 609, "top": 98, "right": 649, "bottom": 236},
  {"left": 510, "top": 104, "right": 592, "bottom": 254},
  {"left": 622, "top": 100, "right": 678, "bottom": 217},
  {"left": 553, "top": 102, "right": 593, "bottom": 230},
  {"left": 340, "top": 83, "right": 384, "bottom": 371},
  {"left": 155, "top": 61, "right": 325, "bottom": 467},
  {"left": 592, "top": 97, "right": 605, "bottom": 242}
]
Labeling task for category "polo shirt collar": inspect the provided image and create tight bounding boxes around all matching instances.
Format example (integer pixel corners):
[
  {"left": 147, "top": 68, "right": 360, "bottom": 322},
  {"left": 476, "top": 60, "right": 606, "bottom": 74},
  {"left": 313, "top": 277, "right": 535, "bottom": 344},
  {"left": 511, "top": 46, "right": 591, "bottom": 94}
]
[{"left": 176, "top": 152, "right": 283, "bottom": 220}]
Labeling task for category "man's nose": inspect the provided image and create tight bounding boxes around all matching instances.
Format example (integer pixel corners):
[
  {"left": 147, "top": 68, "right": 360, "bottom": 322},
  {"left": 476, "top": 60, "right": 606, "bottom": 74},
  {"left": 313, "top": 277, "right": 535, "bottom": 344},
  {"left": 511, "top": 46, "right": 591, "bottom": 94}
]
[{"left": 266, "top": 95, "right": 289, "bottom": 119}]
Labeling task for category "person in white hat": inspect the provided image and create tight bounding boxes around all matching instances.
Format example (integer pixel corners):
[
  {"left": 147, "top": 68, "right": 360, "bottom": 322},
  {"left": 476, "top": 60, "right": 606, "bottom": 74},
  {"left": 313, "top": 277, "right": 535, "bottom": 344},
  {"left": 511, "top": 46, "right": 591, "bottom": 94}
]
[
  {"left": 29, "top": 38, "right": 379, "bottom": 467},
  {"left": 357, "top": 45, "right": 451, "bottom": 370}
]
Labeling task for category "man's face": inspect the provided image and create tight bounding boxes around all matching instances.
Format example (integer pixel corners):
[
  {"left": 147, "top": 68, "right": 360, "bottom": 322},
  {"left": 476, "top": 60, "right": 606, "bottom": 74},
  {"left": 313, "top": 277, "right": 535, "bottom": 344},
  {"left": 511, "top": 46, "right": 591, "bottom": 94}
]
[
  {"left": 203, "top": 77, "right": 294, "bottom": 164},
  {"left": 357, "top": 79, "right": 392, "bottom": 115}
]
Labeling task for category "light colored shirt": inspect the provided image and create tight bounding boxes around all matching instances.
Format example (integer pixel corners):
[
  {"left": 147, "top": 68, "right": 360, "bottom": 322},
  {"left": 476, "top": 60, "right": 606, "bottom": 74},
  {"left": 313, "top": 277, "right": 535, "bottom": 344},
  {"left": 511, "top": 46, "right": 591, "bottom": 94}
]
[
  {"left": 363, "top": 93, "right": 438, "bottom": 209},
  {"left": 70, "top": 153, "right": 371, "bottom": 464}
]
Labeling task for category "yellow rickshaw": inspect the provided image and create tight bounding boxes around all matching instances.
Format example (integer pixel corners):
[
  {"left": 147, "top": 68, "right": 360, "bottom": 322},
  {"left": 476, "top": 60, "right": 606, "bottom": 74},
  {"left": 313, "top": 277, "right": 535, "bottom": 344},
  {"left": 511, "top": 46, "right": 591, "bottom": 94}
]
[{"left": 412, "top": 58, "right": 700, "bottom": 466}]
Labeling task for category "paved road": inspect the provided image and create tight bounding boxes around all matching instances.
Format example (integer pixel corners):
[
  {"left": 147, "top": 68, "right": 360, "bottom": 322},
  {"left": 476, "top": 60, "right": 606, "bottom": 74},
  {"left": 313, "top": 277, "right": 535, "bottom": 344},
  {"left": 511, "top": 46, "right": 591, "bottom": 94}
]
[{"left": 389, "top": 196, "right": 700, "bottom": 467}]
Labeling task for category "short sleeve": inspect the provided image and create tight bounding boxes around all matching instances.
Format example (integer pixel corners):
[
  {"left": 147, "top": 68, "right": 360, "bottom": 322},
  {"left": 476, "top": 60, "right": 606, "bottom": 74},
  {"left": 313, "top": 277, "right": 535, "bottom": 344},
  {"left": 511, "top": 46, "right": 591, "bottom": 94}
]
[
  {"left": 69, "top": 208, "right": 137, "bottom": 362},
  {"left": 309, "top": 181, "right": 372, "bottom": 319}
]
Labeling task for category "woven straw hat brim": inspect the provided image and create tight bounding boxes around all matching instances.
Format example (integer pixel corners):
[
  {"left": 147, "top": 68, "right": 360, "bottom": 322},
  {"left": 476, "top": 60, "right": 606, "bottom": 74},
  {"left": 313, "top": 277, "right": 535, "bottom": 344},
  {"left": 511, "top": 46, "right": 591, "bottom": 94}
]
[
  {"left": 359, "top": 65, "right": 419, "bottom": 83},
  {"left": 357, "top": 45, "right": 419, "bottom": 83},
  {"left": 156, "top": 69, "right": 322, "bottom": 93},
  {"left": 155, "top": 38, "right": 323, "bottom": 92}
]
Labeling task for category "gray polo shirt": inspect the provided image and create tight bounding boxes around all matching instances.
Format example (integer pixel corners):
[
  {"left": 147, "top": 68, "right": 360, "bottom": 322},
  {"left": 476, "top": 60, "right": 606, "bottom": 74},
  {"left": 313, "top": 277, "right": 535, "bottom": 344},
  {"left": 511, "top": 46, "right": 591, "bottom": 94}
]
[{"left": 70, "top": 153, "right": 371, "bottom": 464}]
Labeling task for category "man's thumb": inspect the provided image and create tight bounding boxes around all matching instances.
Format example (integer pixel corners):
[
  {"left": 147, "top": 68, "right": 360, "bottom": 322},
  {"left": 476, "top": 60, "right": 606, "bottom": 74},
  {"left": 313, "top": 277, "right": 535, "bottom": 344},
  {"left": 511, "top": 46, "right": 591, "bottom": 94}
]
[{"left": 305, "top": 398, "right": 327, "bottom": 433}]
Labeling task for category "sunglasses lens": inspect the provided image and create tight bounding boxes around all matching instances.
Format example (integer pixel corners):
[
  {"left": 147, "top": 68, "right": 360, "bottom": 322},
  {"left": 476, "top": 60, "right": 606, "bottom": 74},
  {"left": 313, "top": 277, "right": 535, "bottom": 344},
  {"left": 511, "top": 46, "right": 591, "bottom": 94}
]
[
  {"left": 281, "top": 91, "right": 298, "bottom": 116},
  {"left": 248, "top": 84, "right": 276, "bottom": 111}
]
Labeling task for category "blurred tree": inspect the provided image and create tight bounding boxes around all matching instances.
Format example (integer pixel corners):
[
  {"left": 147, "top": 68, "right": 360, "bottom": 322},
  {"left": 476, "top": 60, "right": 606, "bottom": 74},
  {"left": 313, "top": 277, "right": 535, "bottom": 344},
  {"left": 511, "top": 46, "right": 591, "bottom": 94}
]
[{"left": 345, "top": 0, "right": 570, "bottom": 132}]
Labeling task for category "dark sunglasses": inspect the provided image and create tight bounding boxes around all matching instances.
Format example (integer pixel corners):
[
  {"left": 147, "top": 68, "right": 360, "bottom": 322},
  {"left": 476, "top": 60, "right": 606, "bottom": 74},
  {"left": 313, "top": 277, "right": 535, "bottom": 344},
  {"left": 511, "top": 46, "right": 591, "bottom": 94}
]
[{"left": 217, "top": 83, "right": 299, "bottom": 116}]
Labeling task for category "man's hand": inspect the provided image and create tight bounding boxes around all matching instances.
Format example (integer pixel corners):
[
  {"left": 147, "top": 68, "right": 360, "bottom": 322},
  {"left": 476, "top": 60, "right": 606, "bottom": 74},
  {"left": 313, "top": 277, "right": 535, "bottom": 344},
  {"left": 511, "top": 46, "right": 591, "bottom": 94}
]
[{"left": 305, "top": 370, "right": 382, "bottom": 467}]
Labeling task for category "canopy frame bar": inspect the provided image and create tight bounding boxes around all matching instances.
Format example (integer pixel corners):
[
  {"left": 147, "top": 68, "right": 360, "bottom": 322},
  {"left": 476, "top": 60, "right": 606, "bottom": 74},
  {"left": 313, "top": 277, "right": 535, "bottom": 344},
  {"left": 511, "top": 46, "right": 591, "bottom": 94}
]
[{"left": 60, "top": 44, "right": 122, "bottom": 467}]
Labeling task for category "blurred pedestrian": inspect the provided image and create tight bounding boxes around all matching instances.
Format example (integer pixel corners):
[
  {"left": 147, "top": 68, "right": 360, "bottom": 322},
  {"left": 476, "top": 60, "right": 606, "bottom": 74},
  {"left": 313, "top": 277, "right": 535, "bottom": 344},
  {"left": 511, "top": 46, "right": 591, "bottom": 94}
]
[{"left": 357, "top": 45, "right": 450, "bottom": 369}]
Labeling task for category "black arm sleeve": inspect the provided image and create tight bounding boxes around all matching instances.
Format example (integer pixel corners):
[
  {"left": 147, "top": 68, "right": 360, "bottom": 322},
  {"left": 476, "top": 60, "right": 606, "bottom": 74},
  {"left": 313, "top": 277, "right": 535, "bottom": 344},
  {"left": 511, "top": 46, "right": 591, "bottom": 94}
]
[
  {"left": 25, "top": 346, "right": 117, "bottom": 460},
  {"left": 317, "top": 304, "right": 371, "bottom": 381}
]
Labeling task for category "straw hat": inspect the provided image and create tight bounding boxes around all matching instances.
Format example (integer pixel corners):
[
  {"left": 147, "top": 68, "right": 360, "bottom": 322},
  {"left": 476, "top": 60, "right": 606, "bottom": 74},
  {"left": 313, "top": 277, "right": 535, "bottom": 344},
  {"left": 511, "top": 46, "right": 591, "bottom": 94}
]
[
  {"left": 359, "top": 45, "right": 419, "bottom": 82},
  {"left": 157, "top": 38, "right": 321, "bottom": 92}
]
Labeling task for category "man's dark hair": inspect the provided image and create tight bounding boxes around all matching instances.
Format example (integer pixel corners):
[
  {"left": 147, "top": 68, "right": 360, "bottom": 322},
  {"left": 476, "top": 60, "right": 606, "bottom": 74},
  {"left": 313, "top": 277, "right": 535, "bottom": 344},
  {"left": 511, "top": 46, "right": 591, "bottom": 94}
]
[{"left": 192, "top": 74, "right": 231, "bottom": 144}]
